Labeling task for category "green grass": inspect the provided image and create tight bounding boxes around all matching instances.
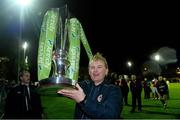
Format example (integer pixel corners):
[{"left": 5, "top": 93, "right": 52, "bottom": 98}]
[
  {"left": 42, "top": 96, "right": 75, "bottom": 119},
  {"left": 41, "top": 83, "right": 180, "bottom": 119}
]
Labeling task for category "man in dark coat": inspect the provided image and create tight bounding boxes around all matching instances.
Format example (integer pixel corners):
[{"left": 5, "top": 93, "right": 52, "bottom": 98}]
[
  {"left": 58, "top": 53, "right": 123, "bottom": 119},
  {"left": 3, "top": 70, "right": 43, "bottom": 119},
  {"left": 157, "top": 76, "right": 168, "bottom": 109},
  {"left": 130, "top": 75, "right": 142, "bottom": 113},
  {"left": 119, "top": 75, "right": 129, "bottom": 105},
  {"left": 74, "top": 79, "right": 122, "bottom": 119}
]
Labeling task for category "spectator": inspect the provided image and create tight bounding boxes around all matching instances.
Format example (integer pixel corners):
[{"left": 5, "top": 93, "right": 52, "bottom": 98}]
[
  {"left": 130, "top": 75, "right": 142, "bottom": 113},
  {"left": 157, "top": 76, "right": 168, "bottom": 109},
  {"left": 3, "top": 69, "right": 43, "bottom": 119}
]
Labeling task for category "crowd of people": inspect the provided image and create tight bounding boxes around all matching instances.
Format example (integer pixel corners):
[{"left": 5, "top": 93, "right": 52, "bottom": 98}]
[
  {"left": 112, "top": 73, "right": 169, "bottom": 113},
  {"left": 0, "top": 53, "right": 170, "bottom": 119}
]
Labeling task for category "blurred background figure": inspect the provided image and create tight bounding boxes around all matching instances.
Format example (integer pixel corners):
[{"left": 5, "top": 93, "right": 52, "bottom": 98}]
[
  {"left": 119, "top": 75, "right": 129, "bottom": 106},
  {"left": 143, "top": 78, "right": 151, "bottom": 99},
  {"left": 157, "top": 76, "right": 168, "bottom": 110},
  {"left": 130, "top": 75, "right": 142, "bottom": 113},
  {"left": 163, "top": 77, "right": 170, "bottom": 99},
  {"left": 151, "top": 77, "right": 159, "bottom": 99},
  {"left": 3, "top": 69, "right": 43, "bottom": 119}
]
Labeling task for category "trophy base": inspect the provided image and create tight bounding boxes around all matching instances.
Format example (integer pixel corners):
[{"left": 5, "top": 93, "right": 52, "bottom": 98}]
[{"left": 38, "top": 76, "right": 77, "bottom": 96}]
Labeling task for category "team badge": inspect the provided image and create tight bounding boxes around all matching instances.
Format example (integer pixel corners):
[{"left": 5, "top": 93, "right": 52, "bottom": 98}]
[{"left": 97, "top": 94, "right": 103, "bottom": 102}]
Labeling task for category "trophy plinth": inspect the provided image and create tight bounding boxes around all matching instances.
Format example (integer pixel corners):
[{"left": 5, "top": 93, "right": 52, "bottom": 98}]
[{"left": 38, "top": 49, "right": 77, "bottom": 96}]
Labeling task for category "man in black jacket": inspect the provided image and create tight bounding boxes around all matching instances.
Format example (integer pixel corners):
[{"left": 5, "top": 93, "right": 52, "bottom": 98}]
[
  {"left": 3, "top": 69, "right": 43, "bottom": 119},
  {"left": 58, "top": 53, "right": 123, "bottom": 119},
  {"left": 130, "top": 75, "right": 142, "bottom": 113},
  {"left": 157, "top": 76, "right": 168, "bottom": 109}
]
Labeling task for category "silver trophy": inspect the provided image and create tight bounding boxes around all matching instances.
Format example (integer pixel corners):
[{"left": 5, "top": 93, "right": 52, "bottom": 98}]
[
  {"left": 38, "top": 6, "right": 77, "bottom": 96},
  {"left": 38, "top": 49, "right": 76, "bottom": 96}
]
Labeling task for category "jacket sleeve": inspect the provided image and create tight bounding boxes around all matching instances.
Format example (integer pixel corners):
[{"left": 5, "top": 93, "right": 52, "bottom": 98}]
[{"left": 79, "top": 86, "right": 123, "bottom": 119}]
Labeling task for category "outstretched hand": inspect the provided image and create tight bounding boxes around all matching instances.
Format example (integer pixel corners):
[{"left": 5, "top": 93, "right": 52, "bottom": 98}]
[{"left": 57, "top": 83, "right": 86, "bottom": 103}]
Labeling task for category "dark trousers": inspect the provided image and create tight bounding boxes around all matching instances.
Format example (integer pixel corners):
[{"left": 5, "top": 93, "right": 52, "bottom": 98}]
[
  {"left": 131, "top": 93, "right": 142, "bottom": 111},
  {"left": 144, "top": 88, "right": 151, "bottom": 99},
  {"left": 123, "top": 92, "right": 129, "bottom": 105}
]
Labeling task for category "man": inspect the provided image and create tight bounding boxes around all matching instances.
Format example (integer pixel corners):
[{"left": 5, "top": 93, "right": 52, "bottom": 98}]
[
  {"left": 157, "top": 76, "right": 168, "bottom": 109},
  {"left": 3, "top": 69, "right": 43, "bottom": 119},
  {"left": 118, "top": 75, "right": 129, "bottom": 105},
  {"left": 58, "top": 53, "right": 123, "bottom": 119},
  {"left": 130, "top": 75, "right": 142, "bottom": 113},
  {"left": 152, "top": 77, "right": 159, "bottom": 99}
]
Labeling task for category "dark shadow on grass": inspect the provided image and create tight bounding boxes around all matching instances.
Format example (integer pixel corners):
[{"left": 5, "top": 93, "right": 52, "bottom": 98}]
[
  {"left": 167, "top": 98, "right": 180, "bottom": 100},
  {"left": 142, "top": 110, "right": 180, "bottom": 118},
  {"left": 142, "top": 104, "right": 162, "bottom": 108},
  {"left": 175, "top": 115, "right": 180, "bottom": 119},
  {"left": 142, "top": 105, "right": 180, "bottom": 109},
  {"left": 166, "top": 106, "right": 180, "bottom": 109}
]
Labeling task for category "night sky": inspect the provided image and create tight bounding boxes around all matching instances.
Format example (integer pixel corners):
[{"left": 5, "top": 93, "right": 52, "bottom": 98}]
[{"left": 0, "top": 0, "right": 179, "bottom": 79}]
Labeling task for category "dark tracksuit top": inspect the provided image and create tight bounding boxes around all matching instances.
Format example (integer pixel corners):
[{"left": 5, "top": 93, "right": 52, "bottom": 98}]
[
  {"left": 157, "top": 80, "right": 168, "bottom": 96},
  {"left": 74, "top": 80, "right": 123, "bottom": 119},
  {"left": 3, "top": 84, "right": 43, "bottom": 119}
]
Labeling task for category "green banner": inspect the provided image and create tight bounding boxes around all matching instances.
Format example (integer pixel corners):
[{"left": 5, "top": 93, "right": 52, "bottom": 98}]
[
  {"left": 37, "top": 8, "right": 59, "bottom": 81},
  {"left": 38, "top": 9, "right": 92, "bottom": 82},
  {"left": 66, "top": 18, "right": 93, "bottom": 81},
  {"left": 66, "top": 18, "right": 81, "bottom": 81},
  {"left": 79, "top": 23, "right": 93, "bottom": 60}
]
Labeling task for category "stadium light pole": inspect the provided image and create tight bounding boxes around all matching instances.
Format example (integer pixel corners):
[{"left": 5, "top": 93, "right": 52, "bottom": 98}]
[
  {"left": 153, "top": 53, "right": 163, "bottom": 75},
  {"left": 16, "top": 0, "right": 32, "bottom": 81},
  {"left": 22, "top": 41, "right": 28, "bottom": 63}
]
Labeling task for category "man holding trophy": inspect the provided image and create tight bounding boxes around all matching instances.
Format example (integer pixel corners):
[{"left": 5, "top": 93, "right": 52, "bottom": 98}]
[
  {"left": 37, "top": 6, "right": 123, "bottom": 119},
  {"left": 58, "top": 53, "right": 123, "bottom": 119}
]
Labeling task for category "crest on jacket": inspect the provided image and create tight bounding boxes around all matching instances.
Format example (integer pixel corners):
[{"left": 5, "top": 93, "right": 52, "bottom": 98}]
[{"left": 97, "top": 94, "right": 103, "bottom": 102}]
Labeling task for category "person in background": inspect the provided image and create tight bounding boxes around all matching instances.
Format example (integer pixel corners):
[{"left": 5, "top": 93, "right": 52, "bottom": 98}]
[
  {"left": 58, "top": 53, "right": 123, "bottom": 119},
  {"left": 3, "top": 69, "right": 43, "bottom": 119},
  {"left": 143, "top": 78, "right": 151, "bottom": 99},
  {"left": 130, "top": 75, "right": 142, "bottom": 113},
  {"left": 119, "top": 75, "right": 129, "bottom": 105},
  {"left": 163, "top": 77, "right": 170, "bottom": 99},
  {"left": 157, "top": 76, "right": 168, "bottom": 109},
  {"left": 151, "top": 77, "right": 159, "bottom": 99}
]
